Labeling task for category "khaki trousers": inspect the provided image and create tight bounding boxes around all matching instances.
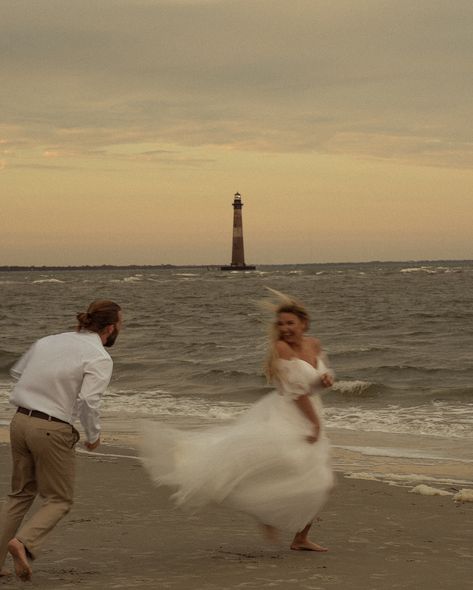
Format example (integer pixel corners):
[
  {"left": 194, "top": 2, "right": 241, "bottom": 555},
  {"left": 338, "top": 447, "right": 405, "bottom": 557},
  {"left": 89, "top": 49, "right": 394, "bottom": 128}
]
[{"left": 0, "top": 411, "right": 79, "bottom": 566}]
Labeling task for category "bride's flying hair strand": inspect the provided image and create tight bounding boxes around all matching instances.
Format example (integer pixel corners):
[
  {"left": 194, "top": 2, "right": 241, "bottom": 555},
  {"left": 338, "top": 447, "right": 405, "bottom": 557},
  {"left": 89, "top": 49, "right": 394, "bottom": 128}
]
[
  {"left": 261, "top": 287, "right": 311, "bottom": 381},
  {"left": 262, "top": 287, "right": 294, "bottom": 309}
]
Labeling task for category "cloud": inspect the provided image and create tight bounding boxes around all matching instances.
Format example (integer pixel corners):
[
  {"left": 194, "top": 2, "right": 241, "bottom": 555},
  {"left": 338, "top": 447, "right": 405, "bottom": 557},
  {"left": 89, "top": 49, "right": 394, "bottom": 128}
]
[
  {"left": 326, "top": 132, "right": 473, "bottom": 169},
  {"left": 1, "top": 0, "right": 472, "bottom": 167}
]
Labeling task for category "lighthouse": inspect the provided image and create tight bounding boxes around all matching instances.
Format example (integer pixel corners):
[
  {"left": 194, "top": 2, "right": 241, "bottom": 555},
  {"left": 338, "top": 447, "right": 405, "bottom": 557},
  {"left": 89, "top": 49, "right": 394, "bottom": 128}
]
[{"left": 221, "top": 192, "right": 255, "bottom": 271}]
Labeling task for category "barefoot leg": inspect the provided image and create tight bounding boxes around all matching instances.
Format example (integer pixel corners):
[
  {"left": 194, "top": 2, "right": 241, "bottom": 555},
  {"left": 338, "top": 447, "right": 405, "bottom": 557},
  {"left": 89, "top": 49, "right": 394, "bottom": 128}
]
[
  {"left": 0, "top": 567, "right": 12, "bottom": 577},
  {"left": 290, "top": 540, "right": 328, "bottom": 552},
  {"left": 290, "top": 522, "right": 328, "bottom": 552},
  {"left": 7, "top": 538, "right": 32, "bottom": 581},
  {"left": 260, "top": 523, "right": 280, "bottom": 543}
]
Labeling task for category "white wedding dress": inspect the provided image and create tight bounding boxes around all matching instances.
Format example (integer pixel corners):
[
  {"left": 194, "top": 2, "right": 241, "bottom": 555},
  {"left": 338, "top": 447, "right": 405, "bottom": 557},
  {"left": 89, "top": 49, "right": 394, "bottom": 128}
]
[{"left": 141, "top": 357, "right": 334, "bottom": 532}]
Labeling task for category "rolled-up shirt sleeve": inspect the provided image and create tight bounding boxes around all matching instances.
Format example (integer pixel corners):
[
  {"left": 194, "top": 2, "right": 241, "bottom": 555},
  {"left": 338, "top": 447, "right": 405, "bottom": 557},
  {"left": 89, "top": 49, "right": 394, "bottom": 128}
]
[
  {"left": 78, "top": 356, "right": 113, "bottom": 443},
  {"left": 10, "top": 344, "right": 35, "bottom": 380}
]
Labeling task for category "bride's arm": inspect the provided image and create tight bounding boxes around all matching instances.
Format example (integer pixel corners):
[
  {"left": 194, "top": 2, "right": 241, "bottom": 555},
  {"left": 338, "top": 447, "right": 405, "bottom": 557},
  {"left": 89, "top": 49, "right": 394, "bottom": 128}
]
[
  {"left": 293, "top": 395, "right": 321, "bottom": 444},
  {"left": 309, "top": 338, "right": 334, "bottom": 388},
  {"left": 275, "top": 340, "right": 321, "bottom": 444}
]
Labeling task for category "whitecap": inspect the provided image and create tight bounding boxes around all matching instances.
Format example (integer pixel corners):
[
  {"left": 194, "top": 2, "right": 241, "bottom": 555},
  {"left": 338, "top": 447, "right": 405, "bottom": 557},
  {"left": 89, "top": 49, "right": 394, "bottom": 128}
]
[
  {"left": 101, "top": 389, "right": 248, "bottom": 421},
  {"left": 332, "top": 380, "right": 373, "bottom": 396},
  {"left": 325, "top": 402, "right": 473, "bottom": 439},
  {"left": 109, "top": 276, "right": 143, "bottom": 283},
  {"left": 123, "top": 276, "right": 142, "bottom": 282},
  {"left": 32, "top": 278, "right": 65, "bottom": 284},
  {"left": 400, "top": 267, "right": 436, "bottom": 274}
]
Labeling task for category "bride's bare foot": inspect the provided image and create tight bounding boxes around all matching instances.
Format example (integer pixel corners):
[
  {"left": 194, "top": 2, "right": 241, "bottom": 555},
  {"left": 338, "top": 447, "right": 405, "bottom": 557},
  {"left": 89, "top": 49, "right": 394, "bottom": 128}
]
[
  {"left": 260, "top": 524, "right": 280, "bottom": 543},
  {"left": 291, "top": 539, "right": 328, "bottom": 553},
  {"left": 8, "top": 538, "right": 32, "bottom": 581}
]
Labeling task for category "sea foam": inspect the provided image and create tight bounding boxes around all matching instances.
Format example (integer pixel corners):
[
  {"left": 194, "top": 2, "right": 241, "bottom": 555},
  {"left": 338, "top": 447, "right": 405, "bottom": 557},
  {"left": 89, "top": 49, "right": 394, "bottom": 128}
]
[
  {"left": 409, "top": 484, "right": 452, "bottom": 497},
  {"left": 453, "top": 489, "right": 473, "bottom": 503}
]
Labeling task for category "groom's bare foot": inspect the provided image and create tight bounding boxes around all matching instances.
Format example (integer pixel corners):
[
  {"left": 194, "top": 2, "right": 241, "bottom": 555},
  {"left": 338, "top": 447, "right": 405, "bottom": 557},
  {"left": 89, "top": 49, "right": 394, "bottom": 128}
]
[
  {"left": 0, "top": 567, "right": 12, "bottom": 577},
  {"left": 8, "top": 538, "right": 32, "bottom": 581},
  {"left": 290, "top": 539, "right": 328, "bottom": 552}
]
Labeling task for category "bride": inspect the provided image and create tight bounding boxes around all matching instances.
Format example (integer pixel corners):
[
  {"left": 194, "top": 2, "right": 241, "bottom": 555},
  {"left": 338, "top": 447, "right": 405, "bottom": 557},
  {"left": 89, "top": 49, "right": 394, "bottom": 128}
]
[{"left": 141, "top": 290, "right": 335, "bottom": 551}]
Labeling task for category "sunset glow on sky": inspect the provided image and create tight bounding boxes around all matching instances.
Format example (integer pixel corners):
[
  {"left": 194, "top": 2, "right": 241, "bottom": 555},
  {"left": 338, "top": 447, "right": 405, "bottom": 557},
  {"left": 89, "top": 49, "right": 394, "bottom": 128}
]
[{"left": 1, "top": 0, "right": 472, "bottom": 265}]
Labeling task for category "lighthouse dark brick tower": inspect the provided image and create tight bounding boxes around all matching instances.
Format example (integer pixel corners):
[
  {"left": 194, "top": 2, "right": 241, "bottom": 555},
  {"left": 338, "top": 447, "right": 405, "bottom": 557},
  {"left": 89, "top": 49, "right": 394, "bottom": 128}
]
[{"left": 221, "top": 192, "right": 255, "bottom": 271}]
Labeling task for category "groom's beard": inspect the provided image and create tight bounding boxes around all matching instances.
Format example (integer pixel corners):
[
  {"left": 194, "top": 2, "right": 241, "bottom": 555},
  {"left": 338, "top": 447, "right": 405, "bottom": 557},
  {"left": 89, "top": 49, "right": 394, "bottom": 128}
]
[{"left": 104, "top": 326, "right": 119, "bottom": 348}]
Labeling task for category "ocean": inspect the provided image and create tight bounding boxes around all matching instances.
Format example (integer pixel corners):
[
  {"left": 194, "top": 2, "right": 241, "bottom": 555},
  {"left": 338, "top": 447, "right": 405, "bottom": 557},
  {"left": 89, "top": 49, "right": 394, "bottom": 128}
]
[{"left": 1, "top": 262, "right": 472, "bottom": 489}]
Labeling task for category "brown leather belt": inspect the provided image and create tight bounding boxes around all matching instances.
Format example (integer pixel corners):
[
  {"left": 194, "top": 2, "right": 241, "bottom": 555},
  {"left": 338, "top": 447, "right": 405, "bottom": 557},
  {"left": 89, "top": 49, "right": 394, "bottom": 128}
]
[{"left": 17, "top": 406, "right": 70, "bottom": 425}]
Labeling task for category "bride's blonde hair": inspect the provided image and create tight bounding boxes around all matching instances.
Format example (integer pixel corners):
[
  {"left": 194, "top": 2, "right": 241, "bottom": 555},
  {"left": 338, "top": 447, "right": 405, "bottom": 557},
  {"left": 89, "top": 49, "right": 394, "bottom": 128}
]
[{"left": 263, "top": 288, "right": 310, "bottom": 382}]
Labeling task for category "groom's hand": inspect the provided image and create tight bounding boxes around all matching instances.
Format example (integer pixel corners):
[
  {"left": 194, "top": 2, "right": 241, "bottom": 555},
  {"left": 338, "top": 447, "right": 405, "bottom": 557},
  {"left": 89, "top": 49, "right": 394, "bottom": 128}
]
[{"left": 84, "top": 437, "right": 101, "bottom": 451}]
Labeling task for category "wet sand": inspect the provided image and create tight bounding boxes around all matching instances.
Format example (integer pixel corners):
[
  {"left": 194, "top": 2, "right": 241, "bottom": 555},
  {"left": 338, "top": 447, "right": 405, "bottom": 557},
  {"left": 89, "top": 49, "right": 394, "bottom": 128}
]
[{"left": 0, "top": 442, "right": 472, "bottom": 590}]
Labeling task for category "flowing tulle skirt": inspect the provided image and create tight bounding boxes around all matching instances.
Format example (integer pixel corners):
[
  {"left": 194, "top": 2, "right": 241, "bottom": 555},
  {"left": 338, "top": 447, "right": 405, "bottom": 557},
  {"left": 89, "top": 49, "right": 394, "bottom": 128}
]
[{"left": 140, "top": 392, "right": 334, "bottom": 532}]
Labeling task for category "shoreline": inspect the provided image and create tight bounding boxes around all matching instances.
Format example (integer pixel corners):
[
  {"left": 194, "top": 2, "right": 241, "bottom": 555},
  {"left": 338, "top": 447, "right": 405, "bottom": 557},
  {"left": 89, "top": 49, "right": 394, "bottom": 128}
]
[
  {"left": 1, "top": 443, "right": 472, "bottom": 589},
  {"left": 1, "top": 420, "right": 472, "bottom": 493}
]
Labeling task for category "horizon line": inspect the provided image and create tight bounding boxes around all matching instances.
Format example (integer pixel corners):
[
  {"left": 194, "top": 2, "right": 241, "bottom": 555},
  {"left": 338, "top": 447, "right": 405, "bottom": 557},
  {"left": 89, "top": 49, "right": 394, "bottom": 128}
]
[{"left": 1, "top": 258, "right": 472, "bottom": 271}]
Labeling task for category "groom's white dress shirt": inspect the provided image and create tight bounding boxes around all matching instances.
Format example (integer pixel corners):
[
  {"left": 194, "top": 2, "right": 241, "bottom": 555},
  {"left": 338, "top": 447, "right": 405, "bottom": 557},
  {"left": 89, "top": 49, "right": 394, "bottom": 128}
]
[{"left": 10, "top": 331, "right": 113, "bottom": 443}]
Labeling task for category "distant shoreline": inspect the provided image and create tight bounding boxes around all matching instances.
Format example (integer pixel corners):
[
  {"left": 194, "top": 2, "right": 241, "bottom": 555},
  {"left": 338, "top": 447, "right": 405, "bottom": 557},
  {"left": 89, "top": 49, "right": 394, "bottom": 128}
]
[
  {"left": 0, "top": 264, "right": 186, "bottom": 272},
  {"left": 0, "top": 259, "right": 472, "bottom": 272}
]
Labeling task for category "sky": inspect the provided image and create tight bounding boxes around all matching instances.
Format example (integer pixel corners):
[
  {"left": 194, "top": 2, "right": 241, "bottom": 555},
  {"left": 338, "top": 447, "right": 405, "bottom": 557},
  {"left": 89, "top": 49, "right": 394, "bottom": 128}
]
[{"left": 1, "top": 0, "right": 472, "bottom": 266}]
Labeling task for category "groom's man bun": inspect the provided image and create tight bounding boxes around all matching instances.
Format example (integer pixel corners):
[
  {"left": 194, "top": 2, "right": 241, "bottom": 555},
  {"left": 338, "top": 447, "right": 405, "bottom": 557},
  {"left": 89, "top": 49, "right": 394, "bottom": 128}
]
[{"left": 76, "top": 300, "right": 121, "bottom": 333}]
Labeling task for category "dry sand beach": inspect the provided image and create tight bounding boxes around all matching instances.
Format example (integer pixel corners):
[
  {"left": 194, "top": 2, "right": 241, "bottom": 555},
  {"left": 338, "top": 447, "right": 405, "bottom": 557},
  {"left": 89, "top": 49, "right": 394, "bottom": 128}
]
[{"left": 1, "top": 438, "right": 472, "bottom": 590}]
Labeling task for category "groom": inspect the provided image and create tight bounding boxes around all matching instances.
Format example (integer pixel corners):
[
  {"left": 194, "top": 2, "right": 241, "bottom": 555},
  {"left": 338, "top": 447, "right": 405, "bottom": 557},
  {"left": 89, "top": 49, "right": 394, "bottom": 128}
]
[{"left": 0, "top": 300, "right": 122, "bottom": 581}]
